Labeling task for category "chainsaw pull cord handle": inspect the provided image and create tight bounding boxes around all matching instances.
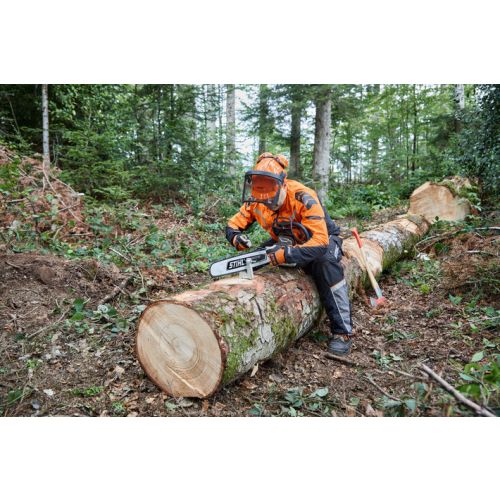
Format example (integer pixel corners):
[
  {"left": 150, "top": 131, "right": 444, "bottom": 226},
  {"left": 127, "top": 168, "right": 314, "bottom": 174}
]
[{"left": 351, "top": 228, "right": 383, "bottom": 299}]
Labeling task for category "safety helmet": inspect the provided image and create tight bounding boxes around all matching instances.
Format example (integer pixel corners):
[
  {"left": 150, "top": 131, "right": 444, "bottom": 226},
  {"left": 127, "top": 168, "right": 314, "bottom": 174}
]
[{"left": 242, "top": 153, "right": 288, "bottom": 210}]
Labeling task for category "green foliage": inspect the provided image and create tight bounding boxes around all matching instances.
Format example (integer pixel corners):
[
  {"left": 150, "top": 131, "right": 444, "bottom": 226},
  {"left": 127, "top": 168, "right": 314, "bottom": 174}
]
[
  {"left": 7, "top": 388, "right": 25, "bottom": 406},
  {"left": 372, "top": 350, "right": 403, "bottom": 368},
  {"left": 1, "top": 181, "right": 237, "bottom": 278},
  {"left": 457, "top": 353, "right": 500, "bottom": 408},
  {"left": 279, "top": 386, "right": 332, "bottom": 417},
  {"left": 327, "top": 183, "right": 402, "bottom": 219},
  {"left": 2, "top": 83, "right": 498, "bottom": 209},
  {"left": 71, "top": 386, "right": 104, "bottom": 397},
  {"left": 393, "top": 258, "right": 441, "bottom": 294},
  {"left": 376, "top": 382, "right": 431, "bottom": 416},
  {"left": 247, "top": 385, "right": 336, "bottom": 417},
  {"left": 0, "top": 158, "right": 22, "bottom": 196},
  {"left": 1, "top": 84, "right": 229, "bottom": 201},
  {"left": 111, "top": 401, "right": 126, "bottom": 415},
  {"left": 385, "top": 330, "right": 417, "bottom": 342},
  {"left": 451, "top": 85, "right": 500, "bottom": 195}
]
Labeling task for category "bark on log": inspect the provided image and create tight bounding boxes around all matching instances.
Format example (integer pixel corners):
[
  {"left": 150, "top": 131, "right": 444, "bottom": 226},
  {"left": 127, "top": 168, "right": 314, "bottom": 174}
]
[
  {"left": 136, "top": 272, "right": 322, "bottom": 398},
  {"left": 136, "top": 178, "right": 472, "bottom": 398}
]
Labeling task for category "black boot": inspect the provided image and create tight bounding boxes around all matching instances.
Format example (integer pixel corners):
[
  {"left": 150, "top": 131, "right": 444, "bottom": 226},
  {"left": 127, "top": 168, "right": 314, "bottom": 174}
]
[{"left": 328, "top": 334, "right": 353, "bottom": 356}]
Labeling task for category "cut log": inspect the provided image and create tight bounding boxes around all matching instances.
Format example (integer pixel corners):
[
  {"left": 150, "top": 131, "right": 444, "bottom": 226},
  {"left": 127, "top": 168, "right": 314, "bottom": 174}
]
[
  {"left": 136, "top": 273, "right": 322, "bottom": 397},
  {"left": 136, "top": 178, "right": 472, "bottom": 398},
  {"left": 408, "top": 176, "right": 473, "bottom": 223}
]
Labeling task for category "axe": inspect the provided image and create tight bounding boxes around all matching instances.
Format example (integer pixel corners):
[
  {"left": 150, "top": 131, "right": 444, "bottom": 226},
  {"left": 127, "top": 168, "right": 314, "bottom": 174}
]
[{"left": 351, "top": 228, "right": 388, "bottom": 308}]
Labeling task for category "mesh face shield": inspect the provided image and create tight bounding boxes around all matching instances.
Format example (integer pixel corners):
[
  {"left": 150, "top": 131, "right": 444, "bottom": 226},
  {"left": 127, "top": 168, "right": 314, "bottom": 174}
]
[{"left": 242, "top": 170, "right": 285, "bottom": 209}]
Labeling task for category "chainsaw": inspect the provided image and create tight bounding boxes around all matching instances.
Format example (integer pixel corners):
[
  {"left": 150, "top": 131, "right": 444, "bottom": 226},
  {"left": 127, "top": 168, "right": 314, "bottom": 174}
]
[
  {"left": 209, "top": 220, "right": 310, "bottom": 279},
  {"left": 209, "top": 246, "right": 273, "bottom": 279}
]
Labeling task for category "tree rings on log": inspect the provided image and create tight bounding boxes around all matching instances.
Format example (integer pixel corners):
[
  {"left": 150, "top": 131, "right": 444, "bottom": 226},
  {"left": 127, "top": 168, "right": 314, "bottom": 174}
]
[
  {"left": 136, "top": 301, "right": 224, "bottom": 398},
  {"left": 408, "top": 181, "right": 471, "bottom": 223}
]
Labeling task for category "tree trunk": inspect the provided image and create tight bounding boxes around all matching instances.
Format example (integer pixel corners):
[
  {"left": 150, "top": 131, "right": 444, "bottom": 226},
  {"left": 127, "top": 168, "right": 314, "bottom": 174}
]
[
  {"left": 258, "top": 84, "right": 270, "bottom": 155},
  {"left": 41, "top": 84, "right": 50, "bottom": 171},
  {"left": 289, "top": 89, "right": 302, "bottom": 178},
  {"left": 206, "top": 84, "right": 218, "bottom": 137},
  {"left": 454, "top": 84, "right": 465, "bottom": 111},
  {"left": 156, "top": 86, "right": 163, "bottom": 162},
  {"left": 454, "top": 84, "right": 465, "bottom": 132},
  {"left": 411, "top": 85, "right": 418, "bottom": 172},
  {"left": 136, "top": 271, "right": 322, "bottom": 398},
  {"left": 313, "top": 85, "right": 331, "bottom": 201},
  {"left": 225, "top": 84, "right": 236, "bottom": 176},
  {"left": 405, "top": 89, "right": 410, "bottom": 179},
  {"left": 136, "top": 178, "right": 474, "bottom": 398},
  {"left": 218, "top": 85, "right": 224, "bottom": 160}
]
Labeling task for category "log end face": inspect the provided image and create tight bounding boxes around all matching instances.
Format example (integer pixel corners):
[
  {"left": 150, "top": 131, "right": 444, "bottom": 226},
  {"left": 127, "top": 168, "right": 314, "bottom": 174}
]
[
  {"left": 136, "top": 302, "right": 224, "bottom": 398},
  {"left": 408, "top": 182, "right": 472, "bottom": 223}
]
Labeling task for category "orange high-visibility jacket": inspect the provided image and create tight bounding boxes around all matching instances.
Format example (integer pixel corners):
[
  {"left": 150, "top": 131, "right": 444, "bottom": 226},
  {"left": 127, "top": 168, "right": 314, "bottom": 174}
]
[{"left": 226, "top": 179, "right": 340, "bottom": 266}]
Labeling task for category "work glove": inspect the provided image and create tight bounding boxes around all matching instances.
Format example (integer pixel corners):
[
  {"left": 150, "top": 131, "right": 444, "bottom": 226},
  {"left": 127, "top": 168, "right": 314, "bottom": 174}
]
[
  {"left": 266, "top": 244, "right": 287, "bottom": 266},
  {"left": 232, "top": 234, "right": 252, "bottom": 251}
]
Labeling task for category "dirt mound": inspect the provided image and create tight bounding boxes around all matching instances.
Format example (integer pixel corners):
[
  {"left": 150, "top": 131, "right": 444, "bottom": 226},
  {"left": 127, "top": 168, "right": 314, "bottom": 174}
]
[
  {"left": 433, "top": 231, "right": 499, "bottom": 305},
  {"left": 0, "top": 252, "right": 132, "bottom": 416},
  {"left": 0, "top": 145, "right": 87, "bottom": 239}
]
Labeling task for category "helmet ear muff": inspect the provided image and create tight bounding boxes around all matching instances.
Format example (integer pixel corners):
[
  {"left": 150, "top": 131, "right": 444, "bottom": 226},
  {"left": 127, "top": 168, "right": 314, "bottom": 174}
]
[{"left": 274, "top": 154, "right": 289, "bottom": 170}]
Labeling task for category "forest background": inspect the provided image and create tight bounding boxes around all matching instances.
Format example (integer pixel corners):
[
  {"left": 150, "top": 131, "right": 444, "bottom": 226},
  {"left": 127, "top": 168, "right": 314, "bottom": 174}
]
[{"left": 1, "top": 83, "right": 498, "bottom": 224}]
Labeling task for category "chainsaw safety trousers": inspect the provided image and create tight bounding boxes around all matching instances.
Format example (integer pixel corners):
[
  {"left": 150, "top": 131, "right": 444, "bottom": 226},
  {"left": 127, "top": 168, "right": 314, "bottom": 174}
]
[{"left": 303, "top": 235, "right": 353, "bottom": 336}]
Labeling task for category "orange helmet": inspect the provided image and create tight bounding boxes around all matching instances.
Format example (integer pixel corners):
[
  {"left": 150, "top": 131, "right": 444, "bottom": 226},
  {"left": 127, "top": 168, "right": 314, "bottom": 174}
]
[
  {"left": 255, "top": 152, "right": 289, "bottom": 173},
  {"left": 242, "top": 153, "right": 288, "bottom": 210}
]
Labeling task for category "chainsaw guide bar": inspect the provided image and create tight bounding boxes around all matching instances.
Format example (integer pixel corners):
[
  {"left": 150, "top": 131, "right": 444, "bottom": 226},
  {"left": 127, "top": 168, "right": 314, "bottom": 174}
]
[{"left": 209, "top": 249, "right": 269, "bottom": 278}]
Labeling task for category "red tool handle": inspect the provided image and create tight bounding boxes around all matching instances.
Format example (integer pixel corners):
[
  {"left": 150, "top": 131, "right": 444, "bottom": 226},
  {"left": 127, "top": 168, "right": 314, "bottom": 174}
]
[{"left": 351, "top": 228, "right": 363, "bottom": 248}]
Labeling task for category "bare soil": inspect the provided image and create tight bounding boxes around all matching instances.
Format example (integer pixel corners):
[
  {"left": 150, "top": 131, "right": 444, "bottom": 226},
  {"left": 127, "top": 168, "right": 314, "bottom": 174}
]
[{"left": 1, "top": 226, "right": 498, "bottom": 417}]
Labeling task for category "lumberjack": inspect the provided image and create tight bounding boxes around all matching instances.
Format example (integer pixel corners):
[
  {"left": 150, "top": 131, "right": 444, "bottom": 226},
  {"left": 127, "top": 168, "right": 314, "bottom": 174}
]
[{"left": 225, "top": 152, "right": 354, "bottom": 356}]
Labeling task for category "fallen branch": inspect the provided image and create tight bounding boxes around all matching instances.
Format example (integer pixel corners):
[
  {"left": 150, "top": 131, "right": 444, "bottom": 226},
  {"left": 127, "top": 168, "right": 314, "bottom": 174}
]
[
  {"left": 375, "top": 368, "right": 427, "bottom": 381},
  {"left": 26, "top": 308, "right": 70, "bottom": 339},
  {"left": 98, "top": 276, "right": 132, "bottom": 307},
  {"left": 415, "top": 226, "right": 500, "bottom": 250},
  {"left": 109, "top": 247, "right": 132, "bottom": 262},
  {"left": 466, "top": 250, "right": 498, "bottom": 258},
  {"left": 415, "top": 230, "right": 461, "bottom": 249},
  {"left": 419, "top": 363, "right": 496, "bottom": 417},
  {"left": 41, "top": 168, "right": 84, "bottom": 223},
  {"left": 365, "top": 375, "right": 402, "bottom": 403},
  {"left": 324, "top": 353, "right": 364, "bottom": 367},
  {"left": 5, "top": 260, "right": 23, "bottom": 270}
]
